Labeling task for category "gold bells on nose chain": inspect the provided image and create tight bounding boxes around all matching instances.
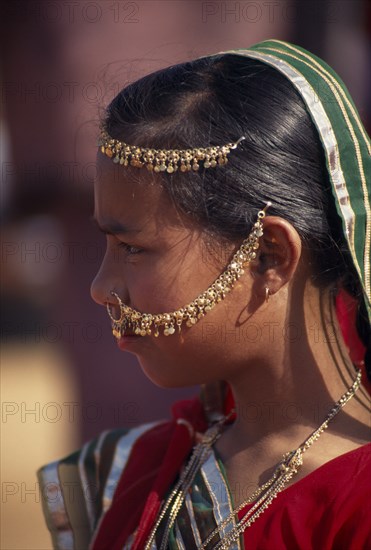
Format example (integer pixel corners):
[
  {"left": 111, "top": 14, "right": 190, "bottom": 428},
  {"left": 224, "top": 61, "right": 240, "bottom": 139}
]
[{"left": 106, "top": 203, "right": 271, "bottom": 339}]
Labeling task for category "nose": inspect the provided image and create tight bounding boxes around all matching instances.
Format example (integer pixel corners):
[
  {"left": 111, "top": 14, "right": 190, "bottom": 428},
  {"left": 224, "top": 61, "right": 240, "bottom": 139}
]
[
  {"left": 90, "top": 262, "right": 125, "bottom": 310},
  {"left": 90, "top": 247, "right": 130, "bottom": 320},
  {"left": 90, "top": 270, "right": 110, "bottom": 307},
  {"left": 90, "top": 274, "right": 126, "bottom": 326}
]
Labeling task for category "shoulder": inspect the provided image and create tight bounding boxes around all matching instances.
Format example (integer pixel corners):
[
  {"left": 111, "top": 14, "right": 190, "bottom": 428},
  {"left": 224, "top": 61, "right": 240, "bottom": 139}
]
[
  {"left": 313, "top": 443, "right": 371, "bottom": 549},
  {"left": 286, "top": 443, "right": 371, "bottom": 516},
  {"left": 37, "top": 420, "right": 168, "bottom": 550},
  {"left": 232, "top": 444, "right": 371, "bottom": 550},
  {"left": 313, "top": 441, "right": 371, "bottom": 497},
  {"left": 273, "top": 443, "right": 371, "bottom": 549}
]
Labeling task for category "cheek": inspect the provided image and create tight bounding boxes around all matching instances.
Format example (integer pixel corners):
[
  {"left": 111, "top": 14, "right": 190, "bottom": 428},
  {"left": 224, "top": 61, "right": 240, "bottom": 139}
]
[
  {"left": 126, "top": 255, "right": 210, "bottom": 312},
  {"left": 128, "top": 274, "right": 183, "bottom": 312},
  {"left": 130, "top": 277, "right": 264, "bottom": 388},
  {"left": 133, "top": 303, "right": 239, "bottom": 387}
]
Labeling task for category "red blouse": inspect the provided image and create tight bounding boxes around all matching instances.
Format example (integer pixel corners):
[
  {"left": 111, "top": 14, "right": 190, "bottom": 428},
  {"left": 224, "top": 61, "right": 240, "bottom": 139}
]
[{"left": 237, "top": 443, "right": 371, "bottom": 549}]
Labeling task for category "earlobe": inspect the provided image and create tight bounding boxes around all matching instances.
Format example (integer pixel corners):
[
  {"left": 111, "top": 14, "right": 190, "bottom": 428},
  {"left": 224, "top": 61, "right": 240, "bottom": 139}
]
[{"left": 250, "top": 216, "right": 302, "bottom": 297}]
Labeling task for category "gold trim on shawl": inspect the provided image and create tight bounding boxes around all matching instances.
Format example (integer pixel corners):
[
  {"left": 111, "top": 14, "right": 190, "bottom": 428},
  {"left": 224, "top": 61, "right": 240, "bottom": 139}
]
[
  {"left": 185, "top": 493, "right": 204, "bottom": 547},
  {"left": 200, "top": 452, "right": 241, "bottom": 550},
  {"left": 271, "top": 40, "right": 370, "bottom": 154},
  {"left": 77, "top": 436, "right": 101, "bottom": 532},
  {"left": 89, "top": 421, "right": 164, "bottom": 550},
  {"left": 212, "top": 48, "right": 364, "bottom": 299},
  {"left": 174, "top": 523, "right": 187, "bottom": 550},
  {"left": 101, "top": 421, "right": 161, "bottom": 513},
  {"left": 259, "top": 44, "right": 370, "bottom": 302},
  {"left": 37, "top": 461, "right": 74, "bottom": 550}
]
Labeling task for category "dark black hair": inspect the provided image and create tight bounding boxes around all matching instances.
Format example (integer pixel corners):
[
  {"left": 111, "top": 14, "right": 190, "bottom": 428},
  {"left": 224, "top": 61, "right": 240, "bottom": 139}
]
[{"left": 102, "top": 54, "right": 370, "bottom": 379}]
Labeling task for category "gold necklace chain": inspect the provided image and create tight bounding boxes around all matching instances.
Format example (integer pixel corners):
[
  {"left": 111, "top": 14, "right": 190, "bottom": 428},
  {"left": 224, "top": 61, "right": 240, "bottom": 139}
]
[
  {"left": 143, "top": 369, "right": 362, "bottom": 550},
  {"left": 201, "top": 368, "right": 363, "bottom": 550}
]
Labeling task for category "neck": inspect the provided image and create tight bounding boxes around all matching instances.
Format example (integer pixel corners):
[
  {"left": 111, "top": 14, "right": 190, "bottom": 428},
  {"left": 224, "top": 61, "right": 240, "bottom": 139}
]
[{"left": 224, "top": 284, "right": 369, "bottom": 451}]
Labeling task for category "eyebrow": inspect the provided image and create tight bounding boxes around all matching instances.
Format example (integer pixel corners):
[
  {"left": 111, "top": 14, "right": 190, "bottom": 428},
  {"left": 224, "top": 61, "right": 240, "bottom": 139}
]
[{"left": 90, "top": 215, "right": 141, "bottom": 235}]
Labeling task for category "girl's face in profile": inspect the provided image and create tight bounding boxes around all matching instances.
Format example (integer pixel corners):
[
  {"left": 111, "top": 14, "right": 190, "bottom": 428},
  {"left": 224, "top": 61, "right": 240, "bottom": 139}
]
[{"left": 91, "top": 156, "right": 267, "bottom": 388}]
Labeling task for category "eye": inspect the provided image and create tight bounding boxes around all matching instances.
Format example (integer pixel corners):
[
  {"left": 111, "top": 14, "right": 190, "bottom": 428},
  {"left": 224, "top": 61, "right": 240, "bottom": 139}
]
[{"left": 118, "top": 242, "right": 143, "bottom": 255}]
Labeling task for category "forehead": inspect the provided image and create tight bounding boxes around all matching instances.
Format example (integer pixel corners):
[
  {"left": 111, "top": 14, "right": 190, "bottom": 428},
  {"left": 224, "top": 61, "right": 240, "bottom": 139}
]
[{"left": 94, "top": 154, "right": 183, "bottom": 231}]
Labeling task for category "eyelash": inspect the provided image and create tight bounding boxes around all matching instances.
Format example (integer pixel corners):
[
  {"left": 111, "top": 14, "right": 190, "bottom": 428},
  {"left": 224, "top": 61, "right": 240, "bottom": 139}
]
[{"left": 118, "top": 242, "right": 143, "bottom": 255}]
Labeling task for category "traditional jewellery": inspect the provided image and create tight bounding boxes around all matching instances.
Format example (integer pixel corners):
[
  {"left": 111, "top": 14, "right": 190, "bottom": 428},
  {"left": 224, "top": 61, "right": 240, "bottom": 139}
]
[
  {"left": 265, "top": 286, "right": 270, "bottom": 303},
  {"left": 144, "top": 368, "right": 362, "bottom": 550},
  {"left": 106, "top": 203, "right": 271, "bottom": 339},
  {"left": 98, "top": 128, "right": 246, "bottom": 173}
]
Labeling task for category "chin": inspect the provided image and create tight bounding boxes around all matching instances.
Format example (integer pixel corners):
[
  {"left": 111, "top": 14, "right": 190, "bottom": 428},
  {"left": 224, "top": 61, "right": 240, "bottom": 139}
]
[{"left": 137, "top": 356, "right": 203, "bottom": 389}]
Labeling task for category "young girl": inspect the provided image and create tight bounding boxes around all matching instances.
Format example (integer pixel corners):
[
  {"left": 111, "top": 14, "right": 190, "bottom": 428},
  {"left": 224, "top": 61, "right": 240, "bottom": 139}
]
[{"left": 38, "top": 39, "right": 370, "bottom": 550}]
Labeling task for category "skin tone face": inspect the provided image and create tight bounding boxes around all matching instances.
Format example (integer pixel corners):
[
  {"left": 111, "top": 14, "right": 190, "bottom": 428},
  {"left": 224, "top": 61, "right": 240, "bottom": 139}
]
[
  {"left": 91, "top": 155, "right": 300, "bottom": 389},
  {"left": 91, "top": 154, "right": 370, "bottom": 506}
]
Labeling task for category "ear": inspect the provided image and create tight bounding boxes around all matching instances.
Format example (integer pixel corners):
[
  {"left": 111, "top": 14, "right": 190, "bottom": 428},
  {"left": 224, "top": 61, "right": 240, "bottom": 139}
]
[{"left": 249, "top": 216, "right": 302, "bottom": 298}]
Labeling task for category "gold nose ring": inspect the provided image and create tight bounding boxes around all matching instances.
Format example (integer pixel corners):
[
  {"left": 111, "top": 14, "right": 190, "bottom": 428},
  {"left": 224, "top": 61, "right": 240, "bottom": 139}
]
[{"left": 106, "top": 291, "right": 125, "bottom": 322}]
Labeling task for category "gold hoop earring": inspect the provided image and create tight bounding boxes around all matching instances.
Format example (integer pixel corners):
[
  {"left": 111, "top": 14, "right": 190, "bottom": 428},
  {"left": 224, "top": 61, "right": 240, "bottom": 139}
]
[{"left": 265, "top": 287, "right": 270, "bottom": 303}]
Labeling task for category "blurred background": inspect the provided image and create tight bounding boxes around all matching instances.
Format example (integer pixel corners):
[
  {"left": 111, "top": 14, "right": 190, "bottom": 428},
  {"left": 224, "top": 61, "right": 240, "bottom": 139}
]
[{"left": 1, "top": 0, "right": 370, "bottom": 548}]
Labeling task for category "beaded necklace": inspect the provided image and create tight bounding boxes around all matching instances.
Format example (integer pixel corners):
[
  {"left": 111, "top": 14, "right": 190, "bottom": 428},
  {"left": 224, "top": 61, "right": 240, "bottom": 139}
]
[{"left": 144, "top": 368, "right": 362, "bottom": 550}]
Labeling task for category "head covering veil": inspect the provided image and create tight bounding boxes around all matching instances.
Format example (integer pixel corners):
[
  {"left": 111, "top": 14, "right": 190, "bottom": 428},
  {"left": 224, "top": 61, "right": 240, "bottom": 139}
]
[{"left": 197, "top": 39, "right": 371, "bottom": 326}]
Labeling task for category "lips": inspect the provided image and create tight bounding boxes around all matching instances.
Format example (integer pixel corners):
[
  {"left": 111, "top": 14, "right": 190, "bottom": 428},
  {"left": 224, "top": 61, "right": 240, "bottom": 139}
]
[{"left": 117, "top": 333, "right": 142, "bottom": 351}]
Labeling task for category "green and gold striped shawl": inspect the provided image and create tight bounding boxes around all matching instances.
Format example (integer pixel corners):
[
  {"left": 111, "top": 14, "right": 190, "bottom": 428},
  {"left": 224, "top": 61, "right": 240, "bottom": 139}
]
[
  {"left": 36, "top": 420, "right": 242, "bottom": 550},
  {"left": 37, "top": 422, "right": 162, "bottom": 549},
  {"left": 199, "top": 39, "right": 371, "bottom": 324}
]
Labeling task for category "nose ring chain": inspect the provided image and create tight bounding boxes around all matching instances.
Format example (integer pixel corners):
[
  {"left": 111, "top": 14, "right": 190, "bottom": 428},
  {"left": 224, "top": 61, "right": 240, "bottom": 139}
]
[{"left": 106, "top": 203, "right": 271, "bottom": 338}]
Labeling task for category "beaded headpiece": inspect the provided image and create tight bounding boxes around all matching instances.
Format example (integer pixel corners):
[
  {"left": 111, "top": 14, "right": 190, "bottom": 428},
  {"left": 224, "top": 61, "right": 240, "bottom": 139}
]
[{"left": 98, "top": 129, "right": 246, "bottom": 173}]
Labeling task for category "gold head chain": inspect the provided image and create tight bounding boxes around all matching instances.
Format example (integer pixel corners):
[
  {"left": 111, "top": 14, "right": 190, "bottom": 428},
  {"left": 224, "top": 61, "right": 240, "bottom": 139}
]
[
  {"left": 99, "top": 128, "right": 270, "bottom": 340},
  {"left": 98, "top": 128, "right": 246, "bottom": 173}
]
